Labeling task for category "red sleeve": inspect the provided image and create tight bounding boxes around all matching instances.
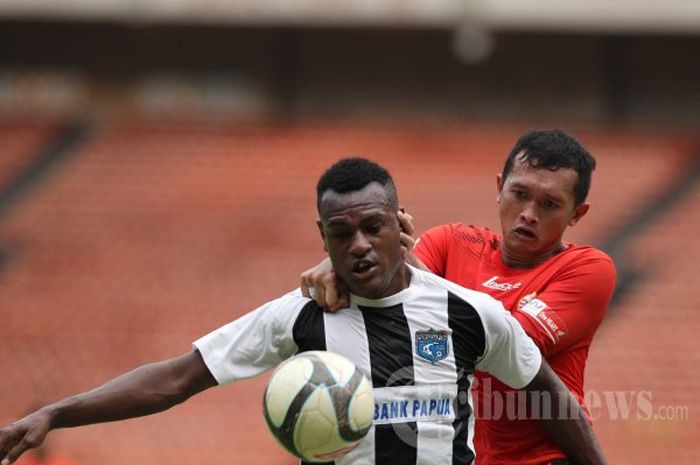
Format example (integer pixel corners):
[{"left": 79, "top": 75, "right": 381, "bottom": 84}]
[
  {"left": 512, "top": 250, "right": 616, "bottom": 358},
  {"left": 413, "top": 224, "right": 455, "bottom": 277}
]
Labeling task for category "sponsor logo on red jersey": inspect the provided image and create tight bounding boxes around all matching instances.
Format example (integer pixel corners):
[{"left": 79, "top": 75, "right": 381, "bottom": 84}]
[
  {"left": 518, "top": 292, "right": 567, "bottom": 344},
  {"left": 482, "top": 276, "right": 522, "bottom": 291}
]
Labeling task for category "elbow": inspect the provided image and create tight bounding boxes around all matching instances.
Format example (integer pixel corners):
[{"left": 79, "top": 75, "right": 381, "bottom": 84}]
[
  {"left": 163, "top": 351, "right": 217, "bottom": 406},
  {"left": 525, "top": 360, "right": 561, "bottom": 393}
]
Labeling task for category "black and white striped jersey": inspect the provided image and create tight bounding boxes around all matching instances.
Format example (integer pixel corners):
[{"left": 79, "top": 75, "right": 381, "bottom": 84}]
[{"left": 194, "top": 265, "right": 541, "bottom": 465}]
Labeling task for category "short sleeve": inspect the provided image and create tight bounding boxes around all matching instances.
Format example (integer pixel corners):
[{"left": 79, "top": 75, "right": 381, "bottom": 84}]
[
  {"left": 475, "top": 295, "right": 543, "bottom": 389},
  {"left": 414, "top": 224, "right": 455, "bottom": 276},
  {"left": 193, "top": 289, "right": 309, "bottom": 385},
  {"left": 512, "top": 251, "right": 616, "bottom": 358}
]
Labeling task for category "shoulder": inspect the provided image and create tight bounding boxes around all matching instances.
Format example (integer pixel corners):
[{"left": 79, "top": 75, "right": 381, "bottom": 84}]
[
  {"left": 411, "top": 266, "right": 506, "bottom": 316},
  {"left": 203, "top": 289, "right": 314, "bottom": 335},
  {"left": 269, "top": 288, "right": 315, "bottom": 311},
  {"left": 557, "top": 245, "right": 616, "bottom": 277},
  {"left": 420, "top": 223, "right": 500, "bottom": 249},
  {"left": 422, "top": 223, "right": 494, "bottom": 239},
  {"left": 565, "top": 244, "right": 614, "bottom": 264},
  {"left": 247, "top": 288, "right": 317, "bottom": 329},
  {"left": 531, "top": 246, "right": 616, "bottom": 310}
]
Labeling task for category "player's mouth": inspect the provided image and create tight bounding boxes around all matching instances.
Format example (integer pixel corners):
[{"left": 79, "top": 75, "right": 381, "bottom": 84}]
[
  {"left": 351, "top": 259, "right": 377, "bottom": 279},
  {"left": 513, "top": 226, "right": 537, "bottom": 241}
]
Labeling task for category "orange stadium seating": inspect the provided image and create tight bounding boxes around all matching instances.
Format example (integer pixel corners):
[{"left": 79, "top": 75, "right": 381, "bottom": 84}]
[
  {"left": 586, "top": 178, "right": 700, "bottom": 464},
  {"left": 0, "top": 118, "right": 63, "bottom": 193},
  {"left": 0, "top": 118, "right": 697, "bottom": 465}
]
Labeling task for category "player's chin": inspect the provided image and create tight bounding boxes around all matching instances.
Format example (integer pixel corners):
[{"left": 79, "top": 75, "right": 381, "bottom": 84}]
[
  {"left": 347, "top": 277, "right": 386, "bottom": 300},
  {"left": 508, "top": 234, "right": 540, "bottom": 251}
]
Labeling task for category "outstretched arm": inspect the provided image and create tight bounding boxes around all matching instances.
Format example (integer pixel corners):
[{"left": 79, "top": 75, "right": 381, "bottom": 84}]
[
  {"left": 0, "top": 350, "right": 216, "bottom": 465},
  {"left": 525, "top": 360, "right": 608, "bottom": 465}
]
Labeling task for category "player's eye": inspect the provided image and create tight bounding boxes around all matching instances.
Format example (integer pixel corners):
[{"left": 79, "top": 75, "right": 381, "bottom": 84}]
[
  {"left": 542, "top": 200, "right": 559, "bottom": 210},
  {"left": 328, "top": 228, "right": 352, "bottom": 239},
  {"left": 365, "top": 222, "right": 382, "bottom": 235},
  {"left": 512, "top": 189, "right": 527, "bottom": 200}
]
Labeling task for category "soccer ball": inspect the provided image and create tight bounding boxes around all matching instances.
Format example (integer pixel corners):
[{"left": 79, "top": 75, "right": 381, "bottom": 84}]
[{"left": 263, "top": 350, "right": 374, "bottom": 463}]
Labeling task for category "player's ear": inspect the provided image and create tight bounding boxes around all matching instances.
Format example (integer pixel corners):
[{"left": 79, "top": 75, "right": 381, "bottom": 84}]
[
  {"left": 569, "top": 202, "right": 590, "bottom": 227},
  {"left": 316, "top": 219, "right": 328, "bottom": 252},
  {"left": 496, "top": 173, "right": 504, "bottom": 202}
]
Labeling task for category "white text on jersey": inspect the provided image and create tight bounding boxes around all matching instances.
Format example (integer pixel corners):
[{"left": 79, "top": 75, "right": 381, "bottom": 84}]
[{"left": 482, "top": 276, "right": 522, "bottom": 291}]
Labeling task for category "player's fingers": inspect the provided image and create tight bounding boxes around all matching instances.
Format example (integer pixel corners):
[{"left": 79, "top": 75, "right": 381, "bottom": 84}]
[
  {"left": 0, "top": 431, "right": 9, "bottom": 454},
  {"left": 328, "top": 278, "right": 350, "bottom": 312},
  {"left": 400, "top": 232, "right": 416, "bottom": 252},
  {"left": 300, "top": 267, "right": 324, "bottom": 298},
  {"left": 2, "top": 433, "right": 39, "bottom": 465},
  {"left": 0, "top": 427, "right": 20, "bottom": 461},
  {"left": 306, "top": 273, "right": 329, "bottom": 308},
  {"left": 300, "top": 258, "right": 334, "bottom": 295},
  {"left": 397, "top": 210, "right": 415, "bottom": 235},
  {"left": 330, "top": 294, "right": 350, "bottom": 312},
  {"left": 320, "top": 273, "right": 341, "bottom": 311},
  {"left": 300, "top": 272, "right": 313, "bottom": 297},
  {"left": 312, "top": 281, "right": 328, "bottom": 309}
]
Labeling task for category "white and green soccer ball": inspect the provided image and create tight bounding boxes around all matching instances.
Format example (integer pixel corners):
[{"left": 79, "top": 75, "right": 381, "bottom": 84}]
[{"left": 263, "top": 351, "right": 374, "bottom": 463}]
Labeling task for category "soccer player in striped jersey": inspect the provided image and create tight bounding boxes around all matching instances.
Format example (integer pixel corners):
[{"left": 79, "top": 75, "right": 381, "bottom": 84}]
[{"left": 0, "top": 157, "right": 607, "bottom": 465}]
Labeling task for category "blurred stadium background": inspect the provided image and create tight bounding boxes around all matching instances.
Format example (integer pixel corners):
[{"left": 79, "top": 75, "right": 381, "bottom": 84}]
[{"left": 0, "top": 1, "right": 698, "bottom": 464}]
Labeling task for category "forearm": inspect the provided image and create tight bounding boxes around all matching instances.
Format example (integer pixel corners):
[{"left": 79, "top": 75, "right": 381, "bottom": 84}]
[
  {"left": 537, "top": 390, "right": 607, "bottom": 465},
  {"left": 0, "top": 352, "right": 215, "bottom": 465},
  {"left": 527, "top": 362, "right": 607, "bottom": 465},
  {"left": 48, "top": 351, "right": 215, "bottom": 429}
]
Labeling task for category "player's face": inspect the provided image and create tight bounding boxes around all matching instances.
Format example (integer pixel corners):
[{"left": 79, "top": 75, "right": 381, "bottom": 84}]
[
  {"left": 318, "top": 182, "right": 408, "bottom": 300},
  {"left": 497, "top": 154, "right": 589, "bottom": 267}
]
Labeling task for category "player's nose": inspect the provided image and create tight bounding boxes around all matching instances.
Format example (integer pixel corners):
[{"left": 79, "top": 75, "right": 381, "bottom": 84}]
[
  {"left": 519, "top": 202, "right": 538, "bottom": 224},
  {"left": 349, "top": 231, "right": 372, "bottom": 256}
]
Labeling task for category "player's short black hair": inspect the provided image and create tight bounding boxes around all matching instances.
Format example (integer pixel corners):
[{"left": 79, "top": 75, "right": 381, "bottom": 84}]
[
  {"left": 502, "top": 129, "right": 596, "bottom": 206},
  {"left": 316, "top": 157, "right": 398, "bottom": 215}
]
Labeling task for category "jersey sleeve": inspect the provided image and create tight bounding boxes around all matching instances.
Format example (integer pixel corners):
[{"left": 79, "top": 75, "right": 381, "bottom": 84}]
[
  {"left": 192, "top": 289, "right": 309, "bottom": 385},
  {"left": 414, "top": 224, "right": 455, "bottom": 276},
  {"left": 474, "top": 293, "right": 543, "bottom": 389},
  {"left": 512, "top": 251, "right": 616, "bottom": 358}
]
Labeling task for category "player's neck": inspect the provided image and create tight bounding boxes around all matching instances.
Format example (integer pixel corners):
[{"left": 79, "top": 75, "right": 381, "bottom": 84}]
[
  {"left": 386, "top": 264, "right": 412, "bottom": 296},
  {"left": 500, "top": 242, "right": 567, "bottom": 269}
]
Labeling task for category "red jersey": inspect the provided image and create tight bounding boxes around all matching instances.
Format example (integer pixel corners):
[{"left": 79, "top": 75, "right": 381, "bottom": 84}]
[{"left": 414, "top": 224, "right": 615, "bottom": 465}]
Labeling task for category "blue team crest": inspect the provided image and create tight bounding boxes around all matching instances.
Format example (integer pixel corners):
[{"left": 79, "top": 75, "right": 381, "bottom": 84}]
[{"left": 415, "top": 329, "right": 449, "bottom": 363}]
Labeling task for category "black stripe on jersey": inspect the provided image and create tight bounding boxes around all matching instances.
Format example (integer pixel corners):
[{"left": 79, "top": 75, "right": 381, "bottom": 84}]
[
  {"left": 447, "top": 291, "right": 486, "bottom": 378},
  {"left": 447, "top": 291, "right": 486, "bottom": 465},
  {"left": 375, "top": 422, "right": 418, "bottom": 465},
  {"left": 292, "top": 301, "right": 326, "bottom": 353},
  {"left": 360, "top": 303, "right": 415, "bottom": 387},
  {"left": 294, "top": 302, "right": 333, "bottom": 465}
]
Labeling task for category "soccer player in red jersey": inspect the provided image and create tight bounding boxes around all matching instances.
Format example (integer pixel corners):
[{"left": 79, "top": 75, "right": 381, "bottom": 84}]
[{"left": 301, "top": 129, "right": 616, "bottom": 465}]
